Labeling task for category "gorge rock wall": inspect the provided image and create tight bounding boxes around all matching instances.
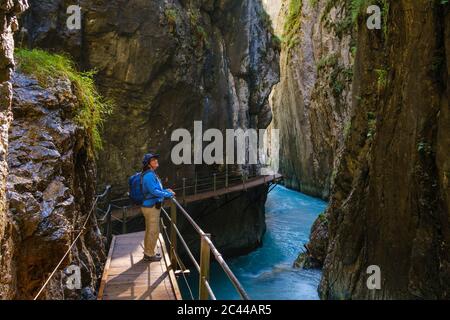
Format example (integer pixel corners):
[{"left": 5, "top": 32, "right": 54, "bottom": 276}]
[
  {"left": 320, "top": 1, "right": 450, "bottom": 299},
  {"left": 0, "top": 0, "right": 28, "bottom": 299},
  {"left": 272, "top": 0, "right": 449, "bottom": 299},
  {"left": 270, "top": 0, "right": 354, "bottom": 199},
  {"left": 2, "top": 73, "right": 105, "bottom": 299},
  {"left": 1, "top": 0, "right": 104, "bottom": 300},
  {"left": 20, "top": 0, "right": 280, "bottom": 256}
]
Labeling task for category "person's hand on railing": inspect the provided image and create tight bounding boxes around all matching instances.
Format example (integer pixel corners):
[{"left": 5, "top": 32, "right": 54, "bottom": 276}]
[
  {"left": 167, "top": 188, "right": 176, "bottom": 196},
  {"left": 97, "top": 185, "right": 112, "bottom": 199}
]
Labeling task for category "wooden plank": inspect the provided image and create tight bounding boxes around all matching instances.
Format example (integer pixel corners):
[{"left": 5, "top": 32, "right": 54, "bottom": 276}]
[
  {"left": 103, "top": 290, "right": 175, "bottom": 300},
  {"left": 103, "top": 282, "right": 172, "bottom": 294},
  {"left": 102, "top": 275, "right": 175, "bottom": 300},
  {"left": 102, "top": 289, "right": 174, "bottom": 300},
  {"left": 98, "top": 231, "right": 180, "bottom": 300},
  {"left": 106, "top": 273, "right": 161, "bottom": 282},
  {"left": 106, "top": 263, "right": 164, "bottom": 272},
  {"left": 199, "top": 234, "right": 211, "bottom": 300},
  {"left": 97, "top": 235, "right": 116, "bottom": 300},
  {"left": 106, "top": 268, "right": 164, "bottom": 276},
  {"left": 112, "top": 232, "right": 145, "bottom": 239}
]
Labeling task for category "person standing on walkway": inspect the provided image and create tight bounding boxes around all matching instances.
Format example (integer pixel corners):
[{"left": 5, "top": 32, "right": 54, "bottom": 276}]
[{"left": 140, "top": 153, "right": 175, "bottom": 262}]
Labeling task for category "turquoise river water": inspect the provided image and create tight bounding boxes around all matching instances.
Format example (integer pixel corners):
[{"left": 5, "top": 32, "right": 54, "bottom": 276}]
[{"left": 179, "top": 185, "right": 327, "bottom": 300}]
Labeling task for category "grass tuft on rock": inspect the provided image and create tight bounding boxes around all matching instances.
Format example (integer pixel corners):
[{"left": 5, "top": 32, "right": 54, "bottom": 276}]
[
  {"left": 350, "top": 0, "right": 369, "bottom": 23},
  {"left": 15, "top": 48, "right": 113, "bottom": 156},
  {"left": 283, "top": 0, "right": 303, "bottom": 50}
]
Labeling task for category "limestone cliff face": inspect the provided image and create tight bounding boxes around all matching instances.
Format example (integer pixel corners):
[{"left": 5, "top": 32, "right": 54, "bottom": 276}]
[
  {"left": 1, "top": 1, "right": 104, "bottom": 300},
  {"left": 0, "top": 0, "right": 28, "bottom": 299},
  {"left": 270, "top": 0, "right": 354, "bottom": 199},
  {"left": 21, "top": 0, "right": 280, "bottom": 255},
  {"left": 21, "top": 0, "right": 280, "bottom": 191},
  {"left": 2, "top": 73, "right": 105, "bottom": 299},
  {"left": 320, "top": 1, "right": 450, "bottom": 299},
  {"left": 273, "top": 0, "right": 449, "bottom": 299}
]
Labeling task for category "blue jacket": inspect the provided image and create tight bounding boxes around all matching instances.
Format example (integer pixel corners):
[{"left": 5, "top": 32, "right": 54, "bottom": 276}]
[{"left": 141, "top": 170, "right": 173, "bottom": 208}]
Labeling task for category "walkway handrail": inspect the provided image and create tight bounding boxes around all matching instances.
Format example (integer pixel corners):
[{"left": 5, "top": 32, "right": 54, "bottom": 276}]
[
  {"left": 170, "top": 197, "right": 250, "bottom": 300},
  {"left": 171, "top": 198, "right": 204, "bottom": 235},
  {"left": 160, "top": 207, "right": 200, "bottom": 273},
  {"left": 172, "top": 173, "right": 259, "bottom": 204},
  {"left": 103, "top": 169, "right": 259, "bottom": 204}
]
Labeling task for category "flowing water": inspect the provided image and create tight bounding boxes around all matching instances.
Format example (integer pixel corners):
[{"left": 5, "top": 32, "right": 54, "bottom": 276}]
[{"left": 179, "top": 185, "right": 327, "bottom": 300}]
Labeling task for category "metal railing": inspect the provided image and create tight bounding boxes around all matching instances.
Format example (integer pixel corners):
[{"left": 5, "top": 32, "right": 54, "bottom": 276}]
[
  {"left": 96, "top": 170, "right": 264, "bottom": 238},
  {"left": 160, "top": 198, "right": 250, "bottom": 300},
  {"left": 170, "top": 169, "right": 258, "bottom": 204},
  {"left": 97, "top": 166, "right": 265, "bottom": 206},
  {"left": 34, "top": 185, "right": 112, "bottom": 300}
]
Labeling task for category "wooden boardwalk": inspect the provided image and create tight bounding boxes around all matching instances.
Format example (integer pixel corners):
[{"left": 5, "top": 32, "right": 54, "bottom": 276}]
[
  {"left": 110, "top": 173, "right": 283, "bottom": 222},
  {"left": 98, "top": 232, "right": 181, "bottom": 300},
  {"left": 97, "top": 174, "right": 282, "bottom": 300},
  {"left": 184, "top": 173, "right": 283, "bottom": 203}
]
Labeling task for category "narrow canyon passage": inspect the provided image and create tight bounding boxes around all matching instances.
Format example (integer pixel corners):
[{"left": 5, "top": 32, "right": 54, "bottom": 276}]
[{"left": 0, "top": 0, "right": 448, "bottom": 301}]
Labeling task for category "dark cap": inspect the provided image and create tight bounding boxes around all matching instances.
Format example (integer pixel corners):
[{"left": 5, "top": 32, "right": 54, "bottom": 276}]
[{"left": 142, "top": 153, "right": 160, "bottom": 166}]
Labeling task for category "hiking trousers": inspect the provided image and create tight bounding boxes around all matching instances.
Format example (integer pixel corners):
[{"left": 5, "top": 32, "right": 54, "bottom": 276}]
[{"left": 141, "top": 206, "right": 161, "bottom": 257}]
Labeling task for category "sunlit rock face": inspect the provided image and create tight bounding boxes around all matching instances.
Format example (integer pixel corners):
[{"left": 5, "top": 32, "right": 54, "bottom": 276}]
[
  {"left": 0, "top": 0, "right": 28, "bottom": 299},
  {"left": 262, "top": 0, "right": 282, "bottom": 28},
  {"left": 270, "top": 0, "right": 353, "bottom": 199},
  {"left": 274, "top": 0, "right": 449, "bottom": 300},
  {"left": 4, "top": 73, "right": 105, "bottom": 299},
  {"left": 2, "top": 1, "right": 104, "bottom": 300}
]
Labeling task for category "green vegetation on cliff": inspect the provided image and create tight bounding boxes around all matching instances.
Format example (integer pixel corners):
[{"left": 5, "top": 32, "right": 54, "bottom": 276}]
[
  {"left": 164, "top": 8, "right": 178, "bottom": 33},
  {"left": 283, "top": 0, "right": 302, "bottom": 50},
  {"left": 321, "top": 0, "right": 354, "bottom": 39},
  {"left": 14, "top": 48, "right": 113, "bottom": 156},
  {"left": 350, "top": 0, "right": 369, "bottom": 23}
]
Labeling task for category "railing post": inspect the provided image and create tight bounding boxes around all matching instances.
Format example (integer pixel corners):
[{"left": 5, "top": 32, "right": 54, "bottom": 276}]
[
  {"left": 122, "top": 208, "right": 127, "bottom": 234},
  {"left": 194, "top": 173, "right": 198, "bottom": 195},
  {"left": 170, "top": 201, "right": 178, "bottom": 271},
  {"left": 106, "top": 209, "right": 112, "bottom": 246},
  {"left": 199, "top": 233, "right": 211, "bottom": 300},
  {"left": 225, "top": 165, "right": 228, "bottom": 188},
  {"left": 213, "top": 173, "right": 216, "bottom": 192},
  {"left": 182, "top": 178, "right": 186, "bottom": 204}
]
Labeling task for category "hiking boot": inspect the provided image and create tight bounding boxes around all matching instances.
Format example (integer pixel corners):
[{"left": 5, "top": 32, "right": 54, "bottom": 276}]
[{"left": 143, "top": 253, "right": 161, "bottom": 262}]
